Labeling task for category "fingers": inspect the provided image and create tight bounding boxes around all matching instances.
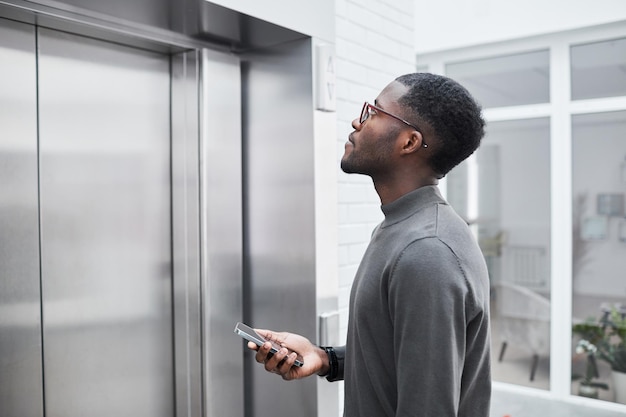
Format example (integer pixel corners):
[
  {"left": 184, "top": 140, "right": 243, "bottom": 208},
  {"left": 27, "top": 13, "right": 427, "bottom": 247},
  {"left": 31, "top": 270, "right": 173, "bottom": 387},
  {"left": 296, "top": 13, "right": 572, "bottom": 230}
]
[
  {"left": 256, "top": 329, "right": 286, "bottom": 346},
  {"left": 277, "top": 352, "right": 299, "bottom": 380},
  {"left": 254, "top": 341, "right": 273, "bottom": 364},
  {"left": 255, "top": 329, "right": 272, "bottom": 339},
  {"left": 260, "top": 344, "right": 287, "bottom": 372},
  {"left": 247, "top": 329, "right": 312, "bottom": 380},
  {"left": 254, "top": 342, "right": 298, "bottom": 380}
]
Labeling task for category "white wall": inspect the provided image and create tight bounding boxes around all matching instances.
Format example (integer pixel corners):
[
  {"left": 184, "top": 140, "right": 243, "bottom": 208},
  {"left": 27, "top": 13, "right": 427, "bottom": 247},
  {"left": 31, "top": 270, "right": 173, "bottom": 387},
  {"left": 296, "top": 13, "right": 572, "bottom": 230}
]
[
  {"left": 414, "top": 0, "right": 626, "bottom": 53},
  {"left": 207, "top": 0, "right": 335, "bottom": 41}
]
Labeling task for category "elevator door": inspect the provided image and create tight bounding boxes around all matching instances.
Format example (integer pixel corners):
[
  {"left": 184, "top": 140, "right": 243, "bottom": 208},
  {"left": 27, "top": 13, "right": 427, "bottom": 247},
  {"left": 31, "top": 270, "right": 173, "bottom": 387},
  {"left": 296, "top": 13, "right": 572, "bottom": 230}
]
[
  {"left": 0, "top": 17, "right": 174, "bottom": 417},
  {"left": 37, "top": 28, "right": 174, "bottom": 417},
  {"left": 0, "top": 17, "right": 43, "bottom": 417}
]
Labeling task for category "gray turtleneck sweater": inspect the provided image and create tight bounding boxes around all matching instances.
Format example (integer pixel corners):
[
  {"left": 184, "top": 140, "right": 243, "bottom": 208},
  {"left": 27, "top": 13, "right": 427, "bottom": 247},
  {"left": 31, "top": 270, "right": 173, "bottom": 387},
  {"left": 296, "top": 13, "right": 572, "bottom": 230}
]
[{"left": 333, "top": 185, "right": 491, "bottom": 417}]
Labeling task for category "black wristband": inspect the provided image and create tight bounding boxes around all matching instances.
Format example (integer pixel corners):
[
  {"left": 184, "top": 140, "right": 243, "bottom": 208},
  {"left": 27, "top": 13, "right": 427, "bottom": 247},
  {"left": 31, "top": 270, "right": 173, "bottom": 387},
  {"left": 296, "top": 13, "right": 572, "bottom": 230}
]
[{"left": 320, "top": 346, "right": 338, "bottom": 381}]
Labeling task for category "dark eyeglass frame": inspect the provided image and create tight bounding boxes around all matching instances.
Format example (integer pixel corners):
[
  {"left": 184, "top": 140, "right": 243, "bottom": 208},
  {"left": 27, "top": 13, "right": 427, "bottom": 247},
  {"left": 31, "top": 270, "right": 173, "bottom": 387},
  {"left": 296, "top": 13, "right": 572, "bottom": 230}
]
[{"left": 359, "top": 101, "right": 427, "bottom": 148}]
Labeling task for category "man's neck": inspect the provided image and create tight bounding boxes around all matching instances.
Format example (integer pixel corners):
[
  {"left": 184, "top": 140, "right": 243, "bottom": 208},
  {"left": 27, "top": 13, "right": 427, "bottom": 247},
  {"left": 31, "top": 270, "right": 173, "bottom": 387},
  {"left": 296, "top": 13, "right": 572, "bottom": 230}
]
[{"left": 373, "top": 177, "right": 438, "bottom": 205}]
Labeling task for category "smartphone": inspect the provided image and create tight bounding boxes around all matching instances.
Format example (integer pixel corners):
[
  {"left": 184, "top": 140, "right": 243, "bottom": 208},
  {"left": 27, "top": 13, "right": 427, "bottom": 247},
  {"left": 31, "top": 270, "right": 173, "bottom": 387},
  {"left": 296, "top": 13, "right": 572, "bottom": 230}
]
[{"left": 234, "top": 322, "right": 304, "bottom": 367}]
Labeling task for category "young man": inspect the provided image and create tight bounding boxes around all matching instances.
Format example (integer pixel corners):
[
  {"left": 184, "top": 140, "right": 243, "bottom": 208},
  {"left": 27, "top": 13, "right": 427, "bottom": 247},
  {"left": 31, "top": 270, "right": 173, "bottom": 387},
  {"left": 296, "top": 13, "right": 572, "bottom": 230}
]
[{"left": 250, "top": 73, "right": 491, "bottom": 417}]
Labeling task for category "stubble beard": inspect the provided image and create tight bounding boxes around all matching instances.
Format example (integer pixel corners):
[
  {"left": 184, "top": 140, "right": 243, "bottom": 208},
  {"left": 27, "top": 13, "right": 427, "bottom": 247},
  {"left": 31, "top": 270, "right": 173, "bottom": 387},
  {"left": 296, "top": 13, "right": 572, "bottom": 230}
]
[
  {"left": 340, "top": 129, "right": 398, "bottom": 176},
  {"left": 340, "top": 154, "right": 358, "bottom": 174}
]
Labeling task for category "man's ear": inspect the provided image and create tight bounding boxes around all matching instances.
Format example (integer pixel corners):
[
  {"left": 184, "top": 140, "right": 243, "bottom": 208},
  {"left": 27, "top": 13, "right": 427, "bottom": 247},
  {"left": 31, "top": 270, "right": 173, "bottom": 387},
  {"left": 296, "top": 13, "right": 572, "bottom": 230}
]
[{"left": 400, "top": 130, "right": 425, "bottom": 154}]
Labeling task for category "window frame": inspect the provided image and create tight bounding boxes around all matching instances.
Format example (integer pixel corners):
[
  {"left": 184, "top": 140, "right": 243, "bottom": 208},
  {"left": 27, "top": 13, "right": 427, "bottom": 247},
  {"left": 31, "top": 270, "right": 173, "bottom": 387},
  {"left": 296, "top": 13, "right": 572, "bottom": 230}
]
[{"left": 416, "top": 20, "right": 626, "bottom": 412}]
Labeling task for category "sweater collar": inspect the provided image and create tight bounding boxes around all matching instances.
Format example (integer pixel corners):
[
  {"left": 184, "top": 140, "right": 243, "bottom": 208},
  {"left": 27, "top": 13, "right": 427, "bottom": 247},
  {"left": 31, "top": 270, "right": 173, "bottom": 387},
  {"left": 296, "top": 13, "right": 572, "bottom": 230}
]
[{"left": 380, "top": 185, "right": 445, "bottom": 228}]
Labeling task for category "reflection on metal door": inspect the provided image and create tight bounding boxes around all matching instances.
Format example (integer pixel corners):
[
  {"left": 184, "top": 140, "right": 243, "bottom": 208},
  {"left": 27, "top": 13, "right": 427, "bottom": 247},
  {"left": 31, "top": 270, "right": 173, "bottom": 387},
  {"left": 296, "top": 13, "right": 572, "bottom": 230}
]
[
  {"left": 0, "top": 17, "right": 43, "bottom": 417},
  {"left": 1, "top": 14, "right": 249, "bottom": 416},
  {"left": 37, "top": 28, "right": 173, "bottom": 417}
]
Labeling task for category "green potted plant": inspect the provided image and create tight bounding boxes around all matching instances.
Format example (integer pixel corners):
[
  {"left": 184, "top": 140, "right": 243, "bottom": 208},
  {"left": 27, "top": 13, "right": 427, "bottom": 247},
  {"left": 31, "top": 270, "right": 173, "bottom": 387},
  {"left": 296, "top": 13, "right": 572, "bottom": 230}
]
[
  {"left": 573, "top": 305, "right": 626, "bottom": 403},
  {"left": 572, "top": 339, "right": 609, "bottom": 398},
  {"left": 600, "top": 306, "right": 626, "bottom": 404}
]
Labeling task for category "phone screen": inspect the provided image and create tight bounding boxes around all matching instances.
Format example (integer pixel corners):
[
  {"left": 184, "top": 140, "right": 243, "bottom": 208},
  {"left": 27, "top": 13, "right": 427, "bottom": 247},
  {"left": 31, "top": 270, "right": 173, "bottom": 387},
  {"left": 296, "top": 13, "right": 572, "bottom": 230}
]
[{"left": 234, "top": 322, "right": 304, "bottom": 367}]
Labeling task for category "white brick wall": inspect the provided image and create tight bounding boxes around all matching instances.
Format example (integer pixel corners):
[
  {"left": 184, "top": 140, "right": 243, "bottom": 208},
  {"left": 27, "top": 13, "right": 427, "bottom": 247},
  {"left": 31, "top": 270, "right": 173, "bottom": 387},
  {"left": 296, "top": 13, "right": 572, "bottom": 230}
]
[
  {"left": 334, "top": 0, "right": 416, "bottom": 412},
  {"left": 335, "top": 0, "right": 416, "bottom": 340}
]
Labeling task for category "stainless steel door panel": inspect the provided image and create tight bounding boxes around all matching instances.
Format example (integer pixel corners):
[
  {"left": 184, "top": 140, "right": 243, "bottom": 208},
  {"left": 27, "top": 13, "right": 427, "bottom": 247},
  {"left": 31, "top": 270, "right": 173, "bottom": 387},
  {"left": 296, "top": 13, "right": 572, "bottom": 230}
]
[
  {"left": 201, "top": 49, "right": 244, "bottom": 417},
  {"left": 0, "top": 18, "right": 44, "bottom": 417},
  {"left": 171, "top": 50, "right": 203, "bottom": 417},
  {"left": 243, "top": 38, "right": 318, "bottom": 417},
  {"left": 37, "top": 28, "right": 173, "bottom": 417}
]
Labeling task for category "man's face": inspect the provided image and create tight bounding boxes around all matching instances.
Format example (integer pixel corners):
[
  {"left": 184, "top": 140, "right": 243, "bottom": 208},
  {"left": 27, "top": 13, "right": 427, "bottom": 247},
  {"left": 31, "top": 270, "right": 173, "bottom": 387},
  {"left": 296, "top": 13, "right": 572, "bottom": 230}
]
[{"left": 340, "top": 82, "right": 410, "bottom": 177}]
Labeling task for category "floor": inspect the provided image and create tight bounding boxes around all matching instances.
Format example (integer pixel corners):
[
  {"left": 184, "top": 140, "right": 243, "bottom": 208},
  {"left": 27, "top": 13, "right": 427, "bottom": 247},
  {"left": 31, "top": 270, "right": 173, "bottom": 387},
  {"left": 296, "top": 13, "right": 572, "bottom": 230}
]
[{"left": 490, "top": 385, "right": 626, "bottom": 417}]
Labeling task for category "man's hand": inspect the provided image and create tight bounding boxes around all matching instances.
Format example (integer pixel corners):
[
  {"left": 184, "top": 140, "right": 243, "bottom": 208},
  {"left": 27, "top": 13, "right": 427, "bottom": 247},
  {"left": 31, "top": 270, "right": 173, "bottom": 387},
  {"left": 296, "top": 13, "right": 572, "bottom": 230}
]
[{"left": 248, "top": 329, "right": 329, "bottom": 380}]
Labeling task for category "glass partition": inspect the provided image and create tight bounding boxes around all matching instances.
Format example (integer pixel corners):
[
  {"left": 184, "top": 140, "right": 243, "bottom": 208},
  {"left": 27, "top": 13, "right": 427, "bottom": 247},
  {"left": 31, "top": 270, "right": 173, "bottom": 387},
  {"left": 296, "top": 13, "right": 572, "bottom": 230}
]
[
  {"left": 445, "top": 50, "right": 550, "bottom": 108},
  {"left": 446, "top": 118, "right": 552, "bottom": 389},
  {"left": 435, "top": 28, "right": 626, "bottom": 407},
  {"left": 571, "top": 38, "right": 626, "bottom": 100},
  {"left": 571, "top": 110, "right": 626, "bottom": 403}
]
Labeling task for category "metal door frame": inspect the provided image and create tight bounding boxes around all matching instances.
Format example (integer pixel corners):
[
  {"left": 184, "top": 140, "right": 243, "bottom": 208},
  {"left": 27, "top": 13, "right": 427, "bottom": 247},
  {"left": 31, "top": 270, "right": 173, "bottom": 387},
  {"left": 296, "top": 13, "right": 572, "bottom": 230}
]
[
  {"left": 0, "top": 3, "right": 337, "bottom": 417},
  {"left": 0, "top": 3, "right": 245, "bottom": 416}
]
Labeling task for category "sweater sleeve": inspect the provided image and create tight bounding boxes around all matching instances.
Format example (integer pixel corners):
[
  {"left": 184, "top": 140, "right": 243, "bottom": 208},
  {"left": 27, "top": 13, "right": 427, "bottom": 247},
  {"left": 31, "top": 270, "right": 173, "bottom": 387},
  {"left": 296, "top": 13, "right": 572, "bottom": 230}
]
[{"left": 388, "top": 237, "right": 474, "bottom": 417}]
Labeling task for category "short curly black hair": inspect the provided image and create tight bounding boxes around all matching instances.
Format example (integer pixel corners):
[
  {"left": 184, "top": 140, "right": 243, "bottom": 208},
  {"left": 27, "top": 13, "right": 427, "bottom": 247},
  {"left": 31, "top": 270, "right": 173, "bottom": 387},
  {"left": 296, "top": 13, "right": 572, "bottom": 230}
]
[{"left": 395, "top": 73, "right": 485, "bottom": 177}]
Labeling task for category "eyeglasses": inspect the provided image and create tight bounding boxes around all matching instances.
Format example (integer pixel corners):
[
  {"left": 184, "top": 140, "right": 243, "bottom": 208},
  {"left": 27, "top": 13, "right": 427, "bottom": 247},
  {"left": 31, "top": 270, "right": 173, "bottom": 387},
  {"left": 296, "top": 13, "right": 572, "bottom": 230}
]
[{"left": 359, "top": 102, "right": 427, "bottom": 148}]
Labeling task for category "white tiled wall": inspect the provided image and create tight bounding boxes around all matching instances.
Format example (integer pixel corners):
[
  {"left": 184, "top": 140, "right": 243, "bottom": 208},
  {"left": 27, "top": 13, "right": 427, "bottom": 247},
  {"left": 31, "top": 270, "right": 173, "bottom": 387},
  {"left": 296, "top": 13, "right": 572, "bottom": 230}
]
[{"left": 334, "top": 0, "right": 416, "bottom": 343}]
